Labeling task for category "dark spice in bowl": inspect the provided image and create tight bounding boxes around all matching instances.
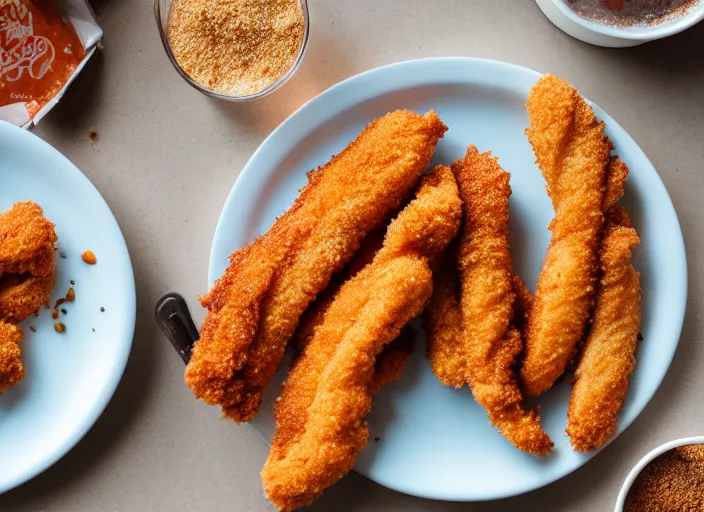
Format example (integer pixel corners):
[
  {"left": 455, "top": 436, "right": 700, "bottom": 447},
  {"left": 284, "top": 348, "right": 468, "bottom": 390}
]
[
  {"left": 567, "top": 0, "right": 699, "bottom": 27},
  {"left": 624, "top": 444, "right": 704, "bottom": 511}
]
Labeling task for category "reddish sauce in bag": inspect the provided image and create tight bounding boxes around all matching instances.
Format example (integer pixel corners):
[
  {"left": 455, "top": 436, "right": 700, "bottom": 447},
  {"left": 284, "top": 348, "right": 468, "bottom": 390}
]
[{"left": 0, "top": 0, "right": 86, "bottom": 119}]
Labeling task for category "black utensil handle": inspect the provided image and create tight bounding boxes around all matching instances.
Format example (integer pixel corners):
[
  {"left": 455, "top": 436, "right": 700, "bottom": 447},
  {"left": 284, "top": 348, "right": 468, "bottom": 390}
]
[{"left": 155, "top": 292, "right": 199, "bottom": 364}]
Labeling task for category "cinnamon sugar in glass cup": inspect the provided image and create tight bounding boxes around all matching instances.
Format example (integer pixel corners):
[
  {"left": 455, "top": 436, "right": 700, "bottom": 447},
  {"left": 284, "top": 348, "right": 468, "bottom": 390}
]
[{"left": 155, "top": 0, "right": 309, "bottom": 101}]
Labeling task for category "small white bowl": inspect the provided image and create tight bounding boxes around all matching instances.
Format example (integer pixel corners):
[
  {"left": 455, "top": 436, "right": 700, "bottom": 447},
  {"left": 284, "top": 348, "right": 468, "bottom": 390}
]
[
  {"left": 614, "top": 436, "right": 704, "bottom": 511},
  {"left": 536, "top": 0, "right": 704, "bottom": 47}
]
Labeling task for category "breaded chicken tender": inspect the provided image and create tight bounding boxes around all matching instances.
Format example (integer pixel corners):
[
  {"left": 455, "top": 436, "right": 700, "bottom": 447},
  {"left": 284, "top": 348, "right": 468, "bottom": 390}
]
[
  {"left": 520, "top": 75, "right": 612, "bottom": 397},
  {"left": 186, "top": 110, "right": 447, "bottom": 422},
  {"left": 261, "top": 166, "right": 462, "bottom": 511},
  {"left": 292, "top": 229, "right": 385, "bottom": 352},
  {"left": 367, "top": 326, "right": 414, "bottom": 396},
  {"left": 567, "top": 207, "right": 641, "bottom": 451},
  {"left": 426, "top": 251, "right": 464, "bottom": 388},
  {"left": 293, "top": 229, "right": 414, "bottom": 393},
  {"left": 427, "top": 146, "right": 552, "bottom": 455},
  {"left": 0, "top": 202, "right": 57, "bottom": 278},
  {"left": 0, "top": 202, "right": 57, "bottom": 324},
  {"left": 0, "top": 266, "right": 55, "bottom": 323},
  {"left": 0, "top": 322, "right": 24, "bottom": 394},
  {"left": 0, "top": 202, "right": 57, "bottom": 394}
]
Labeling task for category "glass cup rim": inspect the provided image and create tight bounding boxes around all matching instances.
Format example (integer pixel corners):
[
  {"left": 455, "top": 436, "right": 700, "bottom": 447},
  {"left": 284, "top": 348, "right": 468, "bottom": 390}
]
[{"left": 154, "top": 0, "right": 310, "bottom": 102}]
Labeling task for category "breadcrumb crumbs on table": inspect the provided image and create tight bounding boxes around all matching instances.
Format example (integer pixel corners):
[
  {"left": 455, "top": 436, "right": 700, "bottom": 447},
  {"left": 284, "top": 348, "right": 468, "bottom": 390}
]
[
  {"left": 87, "top": 129, "right": 98, "bottom": 148},
  {"left": 166, "top": 0, "right": 305, "bottom": 96},
  {"left": 54, "top": 322, "right": 65, "bottom": 333}
]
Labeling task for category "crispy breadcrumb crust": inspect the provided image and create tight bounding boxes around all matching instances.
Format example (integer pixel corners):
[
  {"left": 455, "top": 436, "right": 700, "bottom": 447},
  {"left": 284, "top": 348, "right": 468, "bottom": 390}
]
[
  {"left": 0, "top": 202, "right": 57, "bottom": 393},
  {"left": 0, "top": 263, "right": 55, "bottom": 323},
  {"left": 0, "top": 202, "right": 57, "bottom": 278},
  {"left": 0, "top": 322, "right": 24, "bottom": 394},
  {"left": 520, "top": 75, "right": 612, "bottom": 397},
  {"left": 261, "top": 166, "right": 461, "bottom": 511},
  {"left": 186, "top": 110, "right": 447, "bottom": 422},
  {"left": 427, "top": 146, "right": 552, "bottom": 455},
  {"left": 292, "top": 230, "right": 385, "bottom": 352},
  {"left": 292, "top": 229, "right": 414, "bottom": 394},
  {"left": 567, "top": 207, "right": 641, "bottom": 451}
]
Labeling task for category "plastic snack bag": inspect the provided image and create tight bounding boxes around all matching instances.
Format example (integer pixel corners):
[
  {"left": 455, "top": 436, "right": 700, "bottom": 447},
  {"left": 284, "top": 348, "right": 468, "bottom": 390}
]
[{"left": 0, "top": 0, "right": 102, "bottom": 128}]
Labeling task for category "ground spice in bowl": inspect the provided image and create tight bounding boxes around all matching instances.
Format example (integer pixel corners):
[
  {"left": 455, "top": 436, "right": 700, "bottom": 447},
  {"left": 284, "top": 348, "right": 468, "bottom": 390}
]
[
  {"left": 624, "top": 444, "right": 704, "bottom": 511},
  {"left": 566, "top": 0, "right": 699, "bottom": 27},
  {"left": 166, "top": 0, "right": 305, "bottom": 98}
]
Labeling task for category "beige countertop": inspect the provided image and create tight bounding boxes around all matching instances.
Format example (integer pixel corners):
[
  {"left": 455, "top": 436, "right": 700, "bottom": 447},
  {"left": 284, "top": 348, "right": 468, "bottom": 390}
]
[{"left": 2, "top": 1, "right": 703, "bottom": 511}]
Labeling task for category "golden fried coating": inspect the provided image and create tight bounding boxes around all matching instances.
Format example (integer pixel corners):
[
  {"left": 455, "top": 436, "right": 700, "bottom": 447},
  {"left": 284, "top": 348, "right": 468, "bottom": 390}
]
[
  {"left": 186, "top": 110, "right": 447, "bottom": 422},
  {"left": 261, "top": 166, "right": 462, "bottom": 511},
  {"left": 567, "top": 207, "right": 641, "bottom": 451},
  {"left": 0, "top": 263, "right": 55, "bottom": 324},
  {"left": 427, "top": 147, "right": 552, "bottom": 455},
  {"left": 368, "top": 326, "right": 414, "bottom": 396},
  {"left": 520, "top": 75, "right": 612, "bottom": 397},
  {"left": 292, "top": 229, "right": 385, "bottom": 352},
  {"left": 0, "top": 202, "right": 57, "bottom": 394},
  {"left": 293, "top": 230, "right": 414, "bottom": 394},
  {"left": 512, "top": 275, "right": 533, "bottom": 335},
  {"left": 604, "top": 157, "right": 629, "bottom": 211},
  {"left": 0, "top": 202, "right": 57, "bottom": 278},
  {"left": 426, "top": 251, "right": 464, "bottom": 388},
  {"left": 0, "top": 322, "right": 24, "bottom": 394}
]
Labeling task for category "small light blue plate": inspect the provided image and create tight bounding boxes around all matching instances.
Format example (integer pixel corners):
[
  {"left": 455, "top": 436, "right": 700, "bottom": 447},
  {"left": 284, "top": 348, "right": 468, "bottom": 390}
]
[{"left": 0, "top": 123, "right": 136, "bottom": 494}]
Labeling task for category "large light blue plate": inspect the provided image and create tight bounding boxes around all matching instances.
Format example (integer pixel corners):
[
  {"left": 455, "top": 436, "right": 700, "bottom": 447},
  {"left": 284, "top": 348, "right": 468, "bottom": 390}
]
[
  {"left": 0, "top": 123, "right": 136, "bottom": 494},
  {"left": 208, "top": 58, "right": 687, "bottom": 501}
]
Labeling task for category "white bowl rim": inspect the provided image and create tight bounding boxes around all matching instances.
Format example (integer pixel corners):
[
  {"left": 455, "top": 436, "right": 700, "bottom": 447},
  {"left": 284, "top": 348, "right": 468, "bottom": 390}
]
[
  {"left": 614, "top": 435, "right": 704, "bottom": 511},
  {"left": 548, "top": 0, "right": 704, "bottom": 41}
]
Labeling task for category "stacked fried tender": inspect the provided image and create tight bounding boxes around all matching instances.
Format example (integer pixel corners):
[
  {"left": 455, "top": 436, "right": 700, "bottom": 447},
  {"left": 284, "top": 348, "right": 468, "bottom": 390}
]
[
  {"left": 521, "top": 75, "right": 642, "bottom": 449},
  {"left": 186, "top": 110, "right": 448, "bottom": 423},
  {"left": 0, "top": 202, "right": 57, "bottom": 394},
  {"left": 426, "top": 146, "right": 553, "bottom": 455},
  {"left": 519, "top": 75, "right": 614, "bottom": 397},
  {"left": 262, "top": 166, "right": 461, "bottom": 511},
  {"left": 292, "top": 229, "right": 415, "bottom": 394},
  {"left": 567, "top": 207, "right": 641, "bottom": 451}
]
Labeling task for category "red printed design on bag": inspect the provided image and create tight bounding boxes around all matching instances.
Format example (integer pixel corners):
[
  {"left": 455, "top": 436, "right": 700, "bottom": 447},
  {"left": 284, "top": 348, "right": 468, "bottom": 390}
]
[{"left": 0, "top": 0, "right": 85, "bottom": 117}]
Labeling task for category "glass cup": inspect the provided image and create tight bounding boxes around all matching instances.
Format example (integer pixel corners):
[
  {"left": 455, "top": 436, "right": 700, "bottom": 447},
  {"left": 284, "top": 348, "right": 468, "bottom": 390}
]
[{"left": 154, "top": 0, "right": 310, "bottom": 101}]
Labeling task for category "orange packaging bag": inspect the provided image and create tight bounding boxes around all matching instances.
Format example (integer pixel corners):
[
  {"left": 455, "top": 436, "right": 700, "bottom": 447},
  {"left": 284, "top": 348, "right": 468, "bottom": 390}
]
[{"left": 0, "top": 0, "right": 101, "bottom": 127}]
